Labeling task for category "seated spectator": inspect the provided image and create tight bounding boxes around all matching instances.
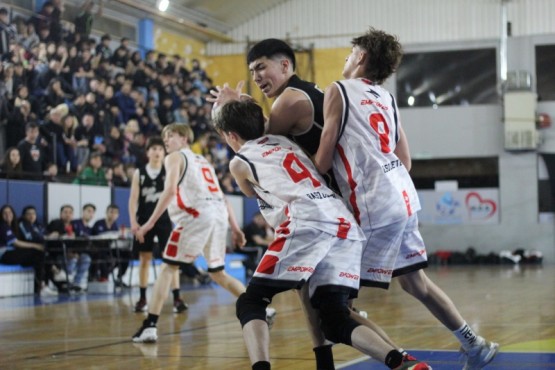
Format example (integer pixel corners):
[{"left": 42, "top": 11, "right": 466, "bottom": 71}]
[
  {"left": 74, "top": 112, "right": 101, "bottom": 168},
  {"left": 40, "top": 103, "right": 67, "bottom": 171},
  {"left": 104, "top": 126, "right": 125, "bottom": 165},
  {"left": 0, "top": 204, "right": 57, "bottom": 296},
  {"left": 17, "top": 121, "right": 47, "bottom": 180},
  {"left": 109, "top": 161, "right": 130, "bottom": 187},
  {"left": 240, "top": 212, "right": 273, "bottom": 278},
  {"left": 96, "top": 33, "right": 111, "bottom": 62},
  {"left": 91, "top": 204, "right": 130, "bottom": 287},
  {"left": 47, "top": 204, "right": 91, "bottom": 292},
  {"left": 61, "top": 113, "right": 79, "bottom": 172},
  {"left": 73, "top": 151, "right": 108, "bottom": 186},
  {"left": 1, "top": 147, "right": 23, "bottom": 179}
]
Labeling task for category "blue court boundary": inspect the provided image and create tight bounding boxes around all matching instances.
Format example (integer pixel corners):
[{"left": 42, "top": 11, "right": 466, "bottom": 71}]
[{"left": 339, "top": 349, "right": 555, "bottom": 369}]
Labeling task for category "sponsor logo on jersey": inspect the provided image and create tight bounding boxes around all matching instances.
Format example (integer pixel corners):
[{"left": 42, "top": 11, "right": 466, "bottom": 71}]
[
  {"left": 287, "top": 266, "right": 314, "bottom": 273},
  {"left": 339, "top": 272, "right": 360, "bottom": 280},
  {"left": 143, "top": 186, "right": 162, "bottom": 203},
  {"left": 366, "top": 267, "right": 393, "bottom": 275},
  {"left": 405, "top": 249, "right": 426, "bottom": 259},
  {"left": 262, "top": 146, "right": 282, "bottom": 157},
  {"left": 306, "top": 191, "right": 337, "bottom": 200},
  {"left": 382, "top": 159, "right": 403, "bottom": 173},
  {"left": 360, "top": 98, "right": 389, "bottom": 110}
]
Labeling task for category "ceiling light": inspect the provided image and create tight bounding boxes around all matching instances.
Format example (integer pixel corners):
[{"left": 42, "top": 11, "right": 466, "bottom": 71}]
[{"left": 157, "top": 0, "right": 169, "bottom": 12}]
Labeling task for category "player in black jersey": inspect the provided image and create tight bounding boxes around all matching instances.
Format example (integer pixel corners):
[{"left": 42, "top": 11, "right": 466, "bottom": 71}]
[
  {"left": 128, "top": 136, "right": 187, "bottom": 313},
  {"left": 209, "top": 38, "right": 422, "bottom": 370}
]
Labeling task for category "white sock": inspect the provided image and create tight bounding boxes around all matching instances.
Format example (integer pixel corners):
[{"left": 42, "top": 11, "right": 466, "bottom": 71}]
[{"left": 454, "top": 322, "right": 483, "bottom": 350}]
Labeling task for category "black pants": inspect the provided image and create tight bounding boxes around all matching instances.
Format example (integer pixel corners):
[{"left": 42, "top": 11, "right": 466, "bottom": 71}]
[{"left": 1, "top": 247, "right": 49, "bottom": 293}]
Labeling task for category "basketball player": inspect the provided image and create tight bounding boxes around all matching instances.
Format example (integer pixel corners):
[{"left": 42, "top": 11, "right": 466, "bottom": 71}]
[
  {"left": 213, "top": 99, "right": 431, "bottom": 370},
  {"left": 209, "top": 38, "right": 412, "bottom": 369},
  {"left": 129, "top": 136, "right": 187, "bottom": 313},
  {"left": 313, "top": 28, "right": 499, "bottom": 370},
  {"left": 131, "top": 124, "right": 248, "bottom": 343}
]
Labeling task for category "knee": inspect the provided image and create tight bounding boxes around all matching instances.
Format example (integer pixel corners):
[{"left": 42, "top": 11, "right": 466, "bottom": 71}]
[
  {"left": 318, "top": 296, "right": 360, "bottom": 345},
  {"left": 235, "top": 289, "right": 270, "bottom": 327},
  {"left": 80, "top": 253, "right": 92, "bottom": 265}
]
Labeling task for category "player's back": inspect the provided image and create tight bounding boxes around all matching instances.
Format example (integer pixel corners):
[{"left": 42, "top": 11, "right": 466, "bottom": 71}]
[
  {"left": 235, "top": 135, "right": 363, "bottom": 240},
  {"left": 168, "top": 148, "right": 227, "bottom": 224},
  {"left": 332, "top": 78, "right": 420, "bottom": 229}
]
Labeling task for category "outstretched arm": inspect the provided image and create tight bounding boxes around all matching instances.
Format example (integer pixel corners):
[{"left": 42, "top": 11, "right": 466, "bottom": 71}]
[{"left": 314, "top": 84, "right": 343, "bottom": 174}]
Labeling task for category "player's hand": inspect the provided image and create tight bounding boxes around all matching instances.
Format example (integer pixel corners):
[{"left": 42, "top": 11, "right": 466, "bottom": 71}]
[
  {"left": 135, "top": 222, "right": 153, "bottom": 244},
  {"left": 231, "top": 229, "right": 246, "bottom": 248},
  {"left": 207, "top": 81, "right": 244, "bottom": 105}
]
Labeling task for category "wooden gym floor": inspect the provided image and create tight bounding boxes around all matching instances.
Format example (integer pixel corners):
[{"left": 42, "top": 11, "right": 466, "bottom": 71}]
[{"left": 0, "top": 264, "right": 554, "bottom": 369}]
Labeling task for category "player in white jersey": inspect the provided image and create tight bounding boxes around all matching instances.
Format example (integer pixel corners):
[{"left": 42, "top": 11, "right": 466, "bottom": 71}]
[
  {"left": 314, "top": 27, "right": 498, "bottom": 370},
  {"left": 214, "top": 99, "right": 431, "bottom": 370},
  {"left": 132, "top": 123, "right": 248, "bottom": 344}
]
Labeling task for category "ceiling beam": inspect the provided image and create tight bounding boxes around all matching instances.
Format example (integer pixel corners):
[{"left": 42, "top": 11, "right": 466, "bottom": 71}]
[{"left": 113, "top": 0, "right": 234, "bottom": 43}]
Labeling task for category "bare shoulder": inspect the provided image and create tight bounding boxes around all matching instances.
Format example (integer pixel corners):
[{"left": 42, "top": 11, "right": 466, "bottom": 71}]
[{"left": 269, "top": 88, "right": 314, "bottom": 135}]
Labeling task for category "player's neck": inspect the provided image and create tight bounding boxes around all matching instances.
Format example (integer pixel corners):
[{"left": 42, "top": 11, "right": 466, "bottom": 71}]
[{"left": 148, "top": 161, "right": 162, "bottom": 170}]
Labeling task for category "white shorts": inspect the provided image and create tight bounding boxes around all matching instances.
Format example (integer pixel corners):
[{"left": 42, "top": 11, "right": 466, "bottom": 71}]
[
  {"left": 162, "top": 213, "right": 228, "bottom": 270},
  {"left": 360, "top": 214, "right": 428, "bottom": 289},
  {"left": 252, "top": 219, "right": 362, "bottom": 298}
]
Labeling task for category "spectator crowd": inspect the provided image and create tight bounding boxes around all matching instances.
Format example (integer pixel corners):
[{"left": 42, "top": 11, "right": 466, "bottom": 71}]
[{"left": 0, "top": 2, "right": 239, "bottom": 193}]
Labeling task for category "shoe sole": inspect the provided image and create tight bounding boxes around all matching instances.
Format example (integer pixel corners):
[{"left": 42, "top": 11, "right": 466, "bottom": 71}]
[
  {"left": 134, "top": 305, "right": 148, "bottom": 313},
  {"left": 463, "top": 342, "right": 500, "bottom": 370},
  {"left": 173, "top": 307, "right": 188, "bottom": 313},
  {"left": 132, "top": 336, "right": 157, "bottom": 343}
]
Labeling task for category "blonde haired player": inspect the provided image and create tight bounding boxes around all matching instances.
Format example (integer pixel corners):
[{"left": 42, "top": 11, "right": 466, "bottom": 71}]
[{"left": 132, "top": 124, "right": 250, "bottom": 343}]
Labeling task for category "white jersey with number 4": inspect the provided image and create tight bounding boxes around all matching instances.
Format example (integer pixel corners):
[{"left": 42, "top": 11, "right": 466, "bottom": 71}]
[
  {"left": 168, "top": 148, "right": 227, "bottom": 225},
  {"left": 332, "top": 78, "right": 420, "bottom": 229},
  {"left": 234, "top": 135, "right": 364, "bottom": 241}
]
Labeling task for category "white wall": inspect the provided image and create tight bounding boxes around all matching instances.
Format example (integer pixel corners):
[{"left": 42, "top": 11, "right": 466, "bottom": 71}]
[
  {"left": 207, "top": 1, "right": 555, "bottom": 263},
  {"left": 208, "top": 0, "right": 555, "bottom": 54}
]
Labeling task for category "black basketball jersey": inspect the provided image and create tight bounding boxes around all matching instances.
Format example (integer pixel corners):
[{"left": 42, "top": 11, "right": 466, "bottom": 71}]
[
  {"left": 284, "top": 75, "right": 339, "bottom": 192},
  {"left": 136, "top": 165, "right": 171, "bottom": 224},
  {"left": 284, "top": 75, "right": 324, "bottom": 156}
]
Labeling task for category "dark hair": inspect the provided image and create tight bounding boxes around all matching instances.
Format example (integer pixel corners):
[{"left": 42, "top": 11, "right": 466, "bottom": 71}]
[
  {"left": 22, "top": 205, "right": 36, "bottom": 215},
  {"left": 83, "top": 203, "right": 96, "bottom": 211},
  {"left": 1, "top": 147, "right": 22, "bottom": 179},
  {"left": 25, "top": 121, "right": 38, "bottom": 130},
  {"left": 107, "top": 204, "right": 119, "bottom": 211},
  {"left": 351, "top": 28, "right": 403, "bottom": 84},
  {"left": 0, "top": 204, "right": 17, "bottom": 232},
  {"left": 145, "top": 136, "right": 165, "bottom": 151},
  {"left": 247, "top": 38, "right": 296, "bottom": 70},
  {"left": 60, "top": 204, "right": 73, "bottom": 213},
  {"left": 0, "top": 8, "right": 8, "bottom": 15},
  {"left": 213, "top": 100, "right": 265, "bottom": 141}
]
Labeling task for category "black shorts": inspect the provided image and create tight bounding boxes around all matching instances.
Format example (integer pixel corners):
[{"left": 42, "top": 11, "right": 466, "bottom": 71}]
[{"left": 133, "top": 219, "right": 172, "bottom": 255}]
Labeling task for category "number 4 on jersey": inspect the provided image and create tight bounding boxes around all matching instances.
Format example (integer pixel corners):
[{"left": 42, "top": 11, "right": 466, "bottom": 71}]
[{"left": 282, "top": 152, "right": 321, "bottom": 188}]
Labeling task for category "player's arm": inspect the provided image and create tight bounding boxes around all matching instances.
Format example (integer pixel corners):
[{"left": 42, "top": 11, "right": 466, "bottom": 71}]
[
  {"left": 229, "top": 157, "right": 256, "bottom": 197},
  {"left": 267, "top": 89, "right": 314, "bottom": 136},
  {"left": 224, "top": 197, "right": 246, "bottom": 248},
  {"left": 136, "top": 152, "right": 182, "bottom": 241},
  {"left": 128, "top": 169, "right": 140, "bottom": 232},
  {"left": 314, "top": 84, "right": 343, "bottom": 174},
  {"left": 394, "top": 125, "right": 412, "bottom": 171}
]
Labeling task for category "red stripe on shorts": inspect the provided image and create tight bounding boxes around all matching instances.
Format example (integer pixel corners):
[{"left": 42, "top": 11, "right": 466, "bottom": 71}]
[
  {"left": 336, "top": 217, "right": 351, "bottom": 239},
  {"left": 256, "top": 255, "right": 279, "bottom": 275},
  {"left": 166, "top": 243, "right": 178, "bottom": 257},
  {"left": 268, "top": 237, "right": 286, "bottom": 252}
]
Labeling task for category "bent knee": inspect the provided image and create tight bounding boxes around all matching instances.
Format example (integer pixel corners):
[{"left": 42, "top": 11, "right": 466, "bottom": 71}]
[{"left": 235, "top": 291, "right": 268, "bottom": 327}]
